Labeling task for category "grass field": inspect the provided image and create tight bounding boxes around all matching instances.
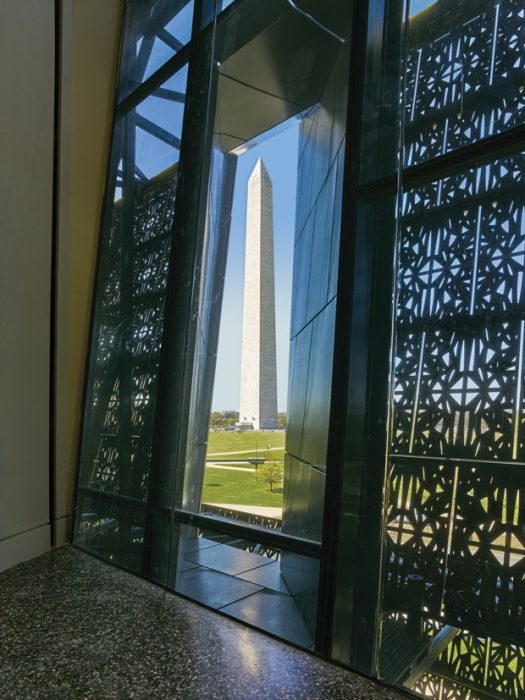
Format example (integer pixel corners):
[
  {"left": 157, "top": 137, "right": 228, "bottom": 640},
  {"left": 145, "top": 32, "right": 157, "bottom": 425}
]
[
  {"left": 206, "top": 430, "right": 286, "bottom": 460},
  {"left": 202, "top": 466, "right": 283, "bottom": 507}
]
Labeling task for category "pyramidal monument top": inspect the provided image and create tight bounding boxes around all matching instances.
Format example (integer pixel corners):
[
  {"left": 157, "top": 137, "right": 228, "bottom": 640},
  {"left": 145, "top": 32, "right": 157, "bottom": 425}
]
[{"left": 249, "top": 157, "right": 271, "bottom": 181}]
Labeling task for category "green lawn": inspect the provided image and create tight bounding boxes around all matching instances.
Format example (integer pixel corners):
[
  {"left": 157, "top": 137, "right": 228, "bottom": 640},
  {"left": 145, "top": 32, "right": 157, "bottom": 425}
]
[
  {"left": 206, "top": 430, "right": 286, "bottom": 460},
  {"left": 202, "top": 466, "right": 283, "bottom": 507}
]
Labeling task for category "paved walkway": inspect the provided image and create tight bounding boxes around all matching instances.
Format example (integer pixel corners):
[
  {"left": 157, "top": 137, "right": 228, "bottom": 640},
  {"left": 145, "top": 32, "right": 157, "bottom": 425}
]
[
  {"left": 207, "top": 446, "right": 283, "bottom": 457},
  {"left": 206, "top": 463, "right": 254, "bottom": 473},
  {"left": 210, "top": 503, "right": 283, "bottom": 519}
]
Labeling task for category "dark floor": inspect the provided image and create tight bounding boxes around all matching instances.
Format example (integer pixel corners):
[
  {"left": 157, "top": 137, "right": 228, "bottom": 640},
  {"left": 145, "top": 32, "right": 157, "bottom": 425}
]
[{"left": 0, "top": 547, "right": 407, "bottom": 699}]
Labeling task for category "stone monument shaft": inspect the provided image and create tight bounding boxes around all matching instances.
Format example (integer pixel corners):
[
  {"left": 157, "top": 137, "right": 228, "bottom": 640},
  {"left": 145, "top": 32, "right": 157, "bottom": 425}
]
[{"left": 239, "top": 159, "right": 278, "bottom": 430}]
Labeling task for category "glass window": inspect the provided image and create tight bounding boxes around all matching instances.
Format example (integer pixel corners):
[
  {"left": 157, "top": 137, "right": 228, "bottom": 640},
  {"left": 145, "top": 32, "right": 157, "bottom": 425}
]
[
  {"left": 118, "top": 0, "right": 194, "bottom": 101},
  {"left": 74, "top": 0, "right": 352, "bottom": 656},
  {"left": 178, "top": 0, "right": 352, "bottom": 546},
  {"left": 75, "top": 62, "right": 189, "bottom": 564}
]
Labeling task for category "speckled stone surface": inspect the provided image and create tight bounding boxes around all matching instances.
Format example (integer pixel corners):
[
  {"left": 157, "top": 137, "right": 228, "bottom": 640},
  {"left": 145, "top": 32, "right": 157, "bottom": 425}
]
[{"left": 0, "top": 547, "right": 408, "bottom": 699}]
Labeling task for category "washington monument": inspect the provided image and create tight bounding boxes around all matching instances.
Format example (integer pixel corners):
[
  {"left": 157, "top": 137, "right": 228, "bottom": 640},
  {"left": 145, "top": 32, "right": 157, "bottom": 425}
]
[{"left": 239, "top": 159, "right": 278, "bottom": 430}]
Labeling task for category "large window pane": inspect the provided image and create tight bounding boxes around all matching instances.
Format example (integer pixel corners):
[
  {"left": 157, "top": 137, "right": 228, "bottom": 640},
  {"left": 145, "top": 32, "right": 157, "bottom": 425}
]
[
  {"left": 75, "top": 67, "right": 189, "bottom": 567},
  {"left": 161, "top": 0, "right": 353, "bottom": 649},
  {"left": 74, "top": 0, "right": 348, "bottom": 655},
  {"left": 118, "top": 0, "right": 194, "bottom": 101},
  {"left": 178, "top": 0, "right": 351, "bottom": 539}
]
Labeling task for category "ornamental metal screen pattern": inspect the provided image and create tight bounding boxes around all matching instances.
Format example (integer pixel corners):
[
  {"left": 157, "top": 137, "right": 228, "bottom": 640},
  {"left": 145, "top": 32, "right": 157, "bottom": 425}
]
[
  {"left": 75, "top": 0, "right": 192, "bottom": 566},
  {"left": 82, "top": 170, "right": 177, "bottom": 501},
  {"left": 383, "top": 1, "right": 525, "bottom": 697},
  {"left": 404, "top": 0, "right": 525, "bottom": 167},
  {"left": 413, "top": 631, "right": 525, "bottom": 699}
]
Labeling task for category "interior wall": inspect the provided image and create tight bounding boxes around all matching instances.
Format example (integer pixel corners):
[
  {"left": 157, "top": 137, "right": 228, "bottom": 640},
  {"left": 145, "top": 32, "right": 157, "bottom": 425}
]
[
  {"left": 0, "top": 0, "right": 122, "bottom": 570},
  {"left": 54, "top": 0, "right": 123, "bottom": 545},
  {"left": 0, "top": 0, "right": 55, "bottom": 572}
]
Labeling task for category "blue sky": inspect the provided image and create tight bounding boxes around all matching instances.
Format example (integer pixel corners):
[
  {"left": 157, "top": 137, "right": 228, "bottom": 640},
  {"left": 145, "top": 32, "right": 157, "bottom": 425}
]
[
  {"left": 410, "top": 0, "right": 437, "bottom": 16},
  {"left": 211, "top": 119, "right": 300, "bottom": 412}
]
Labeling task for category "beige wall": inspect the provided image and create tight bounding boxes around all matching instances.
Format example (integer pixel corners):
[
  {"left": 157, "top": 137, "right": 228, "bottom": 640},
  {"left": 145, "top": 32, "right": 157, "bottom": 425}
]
[
  {"left": 0, "top": 0, "right": 122, "bottom": 571},
  {"left": 0, "top": 0, "right": 55, "bottom": 571},
  {"left": 55, "top": 0, "right": 122, "bottom": 544}
]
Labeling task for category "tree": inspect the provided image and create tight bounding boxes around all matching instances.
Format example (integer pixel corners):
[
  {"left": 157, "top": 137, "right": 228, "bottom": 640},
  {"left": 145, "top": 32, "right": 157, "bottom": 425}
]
[{"left": 257, "top": 461, "right": 284, "bottom": 492}]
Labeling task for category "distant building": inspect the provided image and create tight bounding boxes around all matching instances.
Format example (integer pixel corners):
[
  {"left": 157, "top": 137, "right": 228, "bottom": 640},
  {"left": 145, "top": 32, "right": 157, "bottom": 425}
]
[{"left": 238, "top": 159, "right": 279, "bottom": 430}]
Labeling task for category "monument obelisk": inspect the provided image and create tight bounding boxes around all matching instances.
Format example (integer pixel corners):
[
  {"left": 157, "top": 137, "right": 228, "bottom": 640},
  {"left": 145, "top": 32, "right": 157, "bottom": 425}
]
[{"left": 239, "top": 159, "right": 278, "bottom": 430}]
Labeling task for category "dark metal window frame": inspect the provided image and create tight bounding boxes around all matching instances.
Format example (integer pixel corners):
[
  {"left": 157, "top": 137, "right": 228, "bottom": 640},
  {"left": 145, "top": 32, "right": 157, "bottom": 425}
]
[
  {"left": 74, "top": 0, "right": 525, "bottom": 683},
  {"left": 74, "top": 0, "right": 328, "bottom": 632}
]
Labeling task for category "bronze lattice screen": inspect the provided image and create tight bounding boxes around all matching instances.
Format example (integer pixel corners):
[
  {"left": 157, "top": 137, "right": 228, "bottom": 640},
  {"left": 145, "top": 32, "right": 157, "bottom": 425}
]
[{"left": 383, "top": 0, "right": 525, "bottom": 695}]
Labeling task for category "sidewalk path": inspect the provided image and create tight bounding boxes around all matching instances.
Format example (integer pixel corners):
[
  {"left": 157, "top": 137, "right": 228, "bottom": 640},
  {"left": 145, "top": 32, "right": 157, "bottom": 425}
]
[
  {"left": 209, "top": 503, "right": 283, "bottom": 519},
  {"left": 207, "top": 446, "right": 283, "bottom": 457},
  {"left": 206, "top": 463, "right": 254, "bottom": 472}
]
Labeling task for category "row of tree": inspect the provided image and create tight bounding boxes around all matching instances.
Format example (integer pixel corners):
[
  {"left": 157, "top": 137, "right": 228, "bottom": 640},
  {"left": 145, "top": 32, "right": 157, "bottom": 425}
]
[{"left": 209, "top": 411, "right": 287, "bottom": 429}]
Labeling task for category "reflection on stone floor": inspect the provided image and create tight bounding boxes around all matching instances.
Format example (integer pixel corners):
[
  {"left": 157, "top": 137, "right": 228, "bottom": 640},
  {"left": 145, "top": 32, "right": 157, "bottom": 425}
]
[{"left": 0, "top": 547, "right": 406, "bottom": 699}]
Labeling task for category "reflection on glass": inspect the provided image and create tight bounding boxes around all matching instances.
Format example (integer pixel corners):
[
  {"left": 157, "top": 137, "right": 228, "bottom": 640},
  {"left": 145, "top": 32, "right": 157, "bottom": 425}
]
[
  {"left": 75, "top": 498, "right": 146, "bottom": 574},
  {"left": 118, "top": 0, "right": 194, "bottom": 100},
  {"left": 174, "top": 525, "right": 319, "bottom": 648}
]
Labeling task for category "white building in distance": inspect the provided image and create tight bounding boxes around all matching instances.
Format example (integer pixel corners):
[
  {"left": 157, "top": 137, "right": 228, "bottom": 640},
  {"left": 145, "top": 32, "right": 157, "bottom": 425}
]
[{"left": 238, "top": 159, "right": 279, "bottom": 430}]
